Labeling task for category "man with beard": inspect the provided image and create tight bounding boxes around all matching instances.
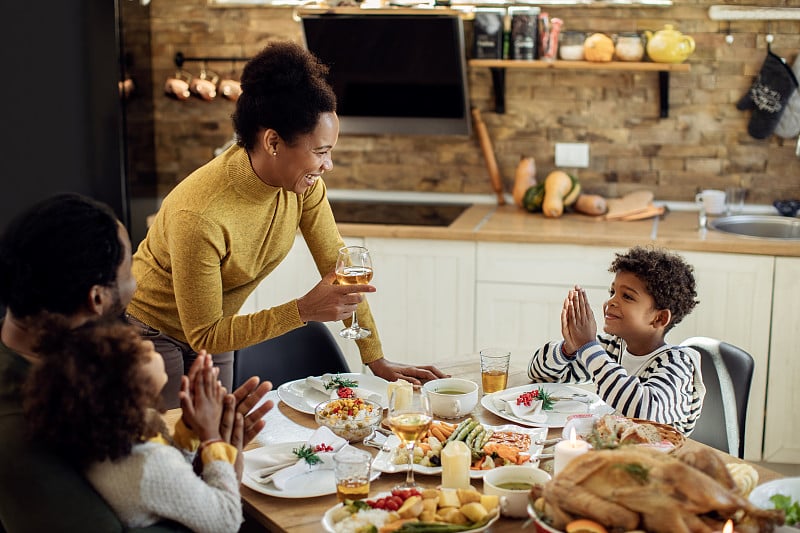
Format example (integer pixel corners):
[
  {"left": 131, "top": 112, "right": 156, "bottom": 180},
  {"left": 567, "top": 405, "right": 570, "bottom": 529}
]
[{"left": 0, "top": 193, "right": 271, "bottom": 532}]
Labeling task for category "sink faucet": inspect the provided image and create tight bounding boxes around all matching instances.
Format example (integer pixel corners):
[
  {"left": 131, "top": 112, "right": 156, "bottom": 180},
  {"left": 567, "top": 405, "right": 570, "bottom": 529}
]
[{"left": 698, "top": 205, "right": 707, "bottom": 229}]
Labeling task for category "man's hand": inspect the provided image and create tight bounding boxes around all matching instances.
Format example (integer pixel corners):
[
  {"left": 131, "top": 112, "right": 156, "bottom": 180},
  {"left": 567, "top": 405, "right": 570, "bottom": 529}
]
[
  {"left": 368, "top": 357, "right": 449, "bottom": 386},
  {"left": 230, "top": 377, "right": 273, "bottom": 447},
  {"left": 297, "top": 271, "right": 376, "bottom": 323}
]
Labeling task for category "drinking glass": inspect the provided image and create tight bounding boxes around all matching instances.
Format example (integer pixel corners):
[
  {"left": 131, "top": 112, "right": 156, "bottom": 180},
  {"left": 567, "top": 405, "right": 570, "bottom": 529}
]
[
  {"left": 336, "top": 246, "right": 373, "bottom": 340},
  {"left": 387, "top": 387, "right": 432, "bottom": 489},
  {"left": 480, "top": 348, "right": 511, "bottom": 394}
]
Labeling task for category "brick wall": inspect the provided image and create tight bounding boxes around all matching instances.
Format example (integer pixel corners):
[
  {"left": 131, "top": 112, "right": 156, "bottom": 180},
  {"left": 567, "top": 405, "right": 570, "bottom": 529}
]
[{"left": 130, "top": 0, "right": 800, "bottom": 204}]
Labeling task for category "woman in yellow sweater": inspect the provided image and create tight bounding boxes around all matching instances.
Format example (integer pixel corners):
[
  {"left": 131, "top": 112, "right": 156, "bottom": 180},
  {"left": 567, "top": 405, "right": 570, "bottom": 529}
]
[{"left": 127, "top": 41, "right": 446, "bottom": 407}]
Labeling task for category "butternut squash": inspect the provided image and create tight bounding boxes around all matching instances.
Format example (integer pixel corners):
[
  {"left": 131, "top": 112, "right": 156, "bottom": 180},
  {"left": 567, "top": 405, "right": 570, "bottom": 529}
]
[
  {"left": 512, "top": 156, "right": 537, "bottom": 208},
  {"left": 542, "top": 171, "right": 580, "bottom": 218},
  {"left": 573, "top": 194, "right": 608, "bottom": 216}
]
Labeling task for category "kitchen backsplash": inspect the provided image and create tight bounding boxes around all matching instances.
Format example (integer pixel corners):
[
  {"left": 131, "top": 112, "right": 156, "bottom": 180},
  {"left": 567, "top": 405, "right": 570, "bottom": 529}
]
[{"left": 121, "top": 0, "right": 800, "bottom": 206}]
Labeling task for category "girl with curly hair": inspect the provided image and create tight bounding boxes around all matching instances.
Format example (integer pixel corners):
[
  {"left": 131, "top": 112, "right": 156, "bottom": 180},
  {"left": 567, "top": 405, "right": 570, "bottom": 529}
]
[
  {"left": 23, "top": 317, "right": 243, "bottom": 533},
  {"left": 527, "top": 246, "right": 705, "bottom": 435}
]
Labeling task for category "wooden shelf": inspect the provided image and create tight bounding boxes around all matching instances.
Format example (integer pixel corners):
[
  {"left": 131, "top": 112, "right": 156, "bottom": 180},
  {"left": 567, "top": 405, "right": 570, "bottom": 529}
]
[
  {"left": 468, "top": 59, "right": 691, "bottom": 116},
  {"left": 469, "top": 59, "right": 690, "bottom": 71}
]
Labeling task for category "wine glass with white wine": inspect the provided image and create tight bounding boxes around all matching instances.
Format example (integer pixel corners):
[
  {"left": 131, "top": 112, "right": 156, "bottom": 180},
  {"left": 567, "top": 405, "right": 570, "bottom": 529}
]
[
  {"left": 335, "top": 246, "right": 373, "bottom": 340},
  {"left": 387, "top": 387, "right": 433, "bottom": 489}
]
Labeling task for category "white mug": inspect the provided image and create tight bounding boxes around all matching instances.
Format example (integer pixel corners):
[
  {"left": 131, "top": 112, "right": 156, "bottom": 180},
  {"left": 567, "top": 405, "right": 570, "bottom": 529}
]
[
  {"left": 695, "top": 189, "right": 726, "bottom": 215},
  {"left": 422, "top": 378, "right": 479, "bottom": 419}
]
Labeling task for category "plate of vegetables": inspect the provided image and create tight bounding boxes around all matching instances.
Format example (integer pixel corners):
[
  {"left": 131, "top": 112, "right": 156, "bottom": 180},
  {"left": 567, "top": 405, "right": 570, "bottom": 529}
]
[{"left": 371, "top": 418, "right": 547, "bottom": 478}]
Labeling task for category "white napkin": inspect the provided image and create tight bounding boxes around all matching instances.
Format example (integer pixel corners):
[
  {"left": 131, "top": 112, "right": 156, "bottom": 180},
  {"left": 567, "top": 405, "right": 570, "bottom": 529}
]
[
  {"left": 251, "top": 426, "right": 349, "bottom": 490},
  {"left": 305, "top": 373, "right": 383, "bottom": 404},
  {"left": 305, "top": 373, "right": 337, "bottom": 394},
  {"left": 495, "top": 391, "right": 548, "bottom": 423}
]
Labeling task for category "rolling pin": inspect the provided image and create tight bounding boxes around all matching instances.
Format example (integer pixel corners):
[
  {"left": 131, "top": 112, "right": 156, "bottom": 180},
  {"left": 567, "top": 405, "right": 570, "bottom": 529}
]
[{"left": 471, "top": 107, "right": 506, "bottom": 205}]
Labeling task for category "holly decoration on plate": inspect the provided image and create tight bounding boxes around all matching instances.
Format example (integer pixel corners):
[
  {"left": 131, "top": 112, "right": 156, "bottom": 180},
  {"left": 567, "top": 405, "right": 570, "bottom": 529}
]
[
  {"left": 516, "top": 387, "right": 554, "bottom": 410},
  {"left": 324, "top": 374, "right": 359, "bottom": 399}
]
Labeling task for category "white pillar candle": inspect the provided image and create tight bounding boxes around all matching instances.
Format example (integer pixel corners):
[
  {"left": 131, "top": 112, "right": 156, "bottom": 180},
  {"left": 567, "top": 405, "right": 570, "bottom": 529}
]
[
  {"left": 553, "top": 427, "right": 590, "bottom": 476},
  {"left": 441, "top": 440, "right": 472, "bottom": 489}
]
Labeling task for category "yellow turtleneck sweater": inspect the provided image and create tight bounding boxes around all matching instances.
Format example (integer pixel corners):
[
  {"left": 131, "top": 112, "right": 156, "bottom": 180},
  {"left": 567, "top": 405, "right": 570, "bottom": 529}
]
[{"left": 127, "top": 144, "right": 382, "bottom": 364}]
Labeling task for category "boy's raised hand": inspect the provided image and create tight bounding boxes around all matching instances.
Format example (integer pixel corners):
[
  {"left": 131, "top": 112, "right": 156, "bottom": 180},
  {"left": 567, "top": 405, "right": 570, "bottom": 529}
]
[{"left": 561, "top": 285, "right": 597, "bottom": 355}]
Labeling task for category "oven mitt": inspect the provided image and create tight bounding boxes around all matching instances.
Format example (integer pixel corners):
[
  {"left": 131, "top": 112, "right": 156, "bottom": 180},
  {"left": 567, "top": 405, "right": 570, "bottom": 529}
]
[
  {"left": 737, "top": 48, "right": 799, "bottom": 139},
  {"left": 775, "top": 53, "right": 800, "bottom": 139}
]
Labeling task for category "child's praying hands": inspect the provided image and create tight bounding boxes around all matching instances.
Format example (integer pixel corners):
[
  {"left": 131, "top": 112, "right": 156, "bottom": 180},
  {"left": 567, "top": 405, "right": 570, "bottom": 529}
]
[{"left": 561, "top": 285, "right": 597, "bottom": 356}]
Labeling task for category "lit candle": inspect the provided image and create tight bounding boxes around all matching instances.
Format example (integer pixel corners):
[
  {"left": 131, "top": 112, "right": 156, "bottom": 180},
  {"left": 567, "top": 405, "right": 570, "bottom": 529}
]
[
  {"left": 718, "top": 519, "right": 734, "bottom": 533},
  {"left": 553, "top": 427, "right": 590, "bottom": 475}
]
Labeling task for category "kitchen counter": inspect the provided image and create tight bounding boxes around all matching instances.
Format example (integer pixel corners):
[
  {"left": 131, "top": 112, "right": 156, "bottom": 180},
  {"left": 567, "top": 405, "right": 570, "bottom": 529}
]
[{"left": 337, "top": 204, "right": 800, "bottom": 257}]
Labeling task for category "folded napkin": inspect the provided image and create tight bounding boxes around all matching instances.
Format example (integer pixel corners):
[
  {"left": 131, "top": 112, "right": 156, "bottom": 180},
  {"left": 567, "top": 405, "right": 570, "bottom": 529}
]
[
  {"left": 305, "top": 374, "right": 383, "bottom": 404},
  {"left": 250, "top": 426, "right": 349, "bottom": 491},
  {"left": 494, "top": 391, "right": 547, "bottom": 423}
]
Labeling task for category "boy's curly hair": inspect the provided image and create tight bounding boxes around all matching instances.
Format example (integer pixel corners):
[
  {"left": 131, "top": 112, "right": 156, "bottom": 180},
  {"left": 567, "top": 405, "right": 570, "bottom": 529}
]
[
  {"left": 23, "top": 316, "right": 164, "bottom": 468},
  {"left": 609, "top": 246, "right": 699, "bottom": 332}
]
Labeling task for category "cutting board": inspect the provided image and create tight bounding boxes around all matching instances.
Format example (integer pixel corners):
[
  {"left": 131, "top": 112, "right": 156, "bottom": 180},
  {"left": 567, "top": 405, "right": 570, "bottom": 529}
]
[{"left": 604, "top": 191, "right": 656, "bottom": 221}]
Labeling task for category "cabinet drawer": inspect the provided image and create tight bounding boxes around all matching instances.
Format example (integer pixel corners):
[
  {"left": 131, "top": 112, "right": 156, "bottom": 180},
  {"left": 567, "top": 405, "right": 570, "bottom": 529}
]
[{"left": 476, "top": 242, "right": 616, "bottom": 287}]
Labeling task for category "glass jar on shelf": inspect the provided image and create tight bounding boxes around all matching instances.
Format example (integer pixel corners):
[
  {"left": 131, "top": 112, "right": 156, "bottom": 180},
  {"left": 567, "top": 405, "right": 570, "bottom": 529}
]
[
  {"left": 614, "top": 32, "right": 645, "bottom": 62},
  {"left": 558, "top": 31, "right": 586, "bottom": 61}
]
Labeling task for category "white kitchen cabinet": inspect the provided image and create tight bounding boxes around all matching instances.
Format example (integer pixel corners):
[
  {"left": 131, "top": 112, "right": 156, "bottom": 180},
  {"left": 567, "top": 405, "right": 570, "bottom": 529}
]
[
  {"left": 242, "top": 235, "right": 475, "bottom": 369},
  {"left": 475, "top": 243, "right": 773, "bottom": 461},
  {"left": 240, "top": 234, "right": 365, "bottom": 371},
  {"left": 363, "top": 238, "right": 476, "bottom": 365},
  {"left": 474, "top": 243, "right": 614, "bottom": 368},
  {"left": 763, "top": 257, "right": 800, "bottom": 464}
]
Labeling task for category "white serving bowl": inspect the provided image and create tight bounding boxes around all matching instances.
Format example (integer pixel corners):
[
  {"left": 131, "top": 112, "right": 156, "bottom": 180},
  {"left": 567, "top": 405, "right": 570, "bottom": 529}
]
[
  {"left": 750, "top": 477, "right": 800, "bottom": 530},
  {"left": 483, "top": 464, "right": 551, "bottom": 518}
]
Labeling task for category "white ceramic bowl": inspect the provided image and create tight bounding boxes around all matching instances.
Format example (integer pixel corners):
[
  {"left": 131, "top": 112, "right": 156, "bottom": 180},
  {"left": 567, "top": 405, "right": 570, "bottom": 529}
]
[
  {"left": 750, "top": 477, "right": 800, "bottom": 530},
  {"left": 483, "top": 465, "right": 551, "bottom": 518},
  {"left": 423, "top": 378, "right": 479, "bottom": 419}
]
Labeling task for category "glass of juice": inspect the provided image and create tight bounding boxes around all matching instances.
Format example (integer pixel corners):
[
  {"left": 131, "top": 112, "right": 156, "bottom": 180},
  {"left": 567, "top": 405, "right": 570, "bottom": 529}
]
[
  {"left": 480, "top": 348, "right": 511, "bottom": 394},
  {"left": 333, "top": 447, "right": 373, "bottom": 502}
]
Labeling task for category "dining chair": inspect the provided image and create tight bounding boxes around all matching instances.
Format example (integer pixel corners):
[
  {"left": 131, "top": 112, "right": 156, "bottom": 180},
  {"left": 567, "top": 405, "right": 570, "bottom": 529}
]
[
  {"left": 232, "top": 321, "right": 350, "bottom": 389},
  {"left": 681, "top": 336, "right": 755, "bottom": 458}
]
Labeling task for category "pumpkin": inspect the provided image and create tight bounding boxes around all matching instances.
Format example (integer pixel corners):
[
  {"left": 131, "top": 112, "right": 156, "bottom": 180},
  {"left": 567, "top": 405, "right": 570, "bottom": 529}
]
[
  {"left": 584, "top": 33, "right": 615, "bottom": 62},
  {"left": 522, "top": 183, "right": 546, "bottom": 213},
  {"left": 542, "top": 171, "right": 581, "bottom": 218},
  {"left": 512, "top": 156, "right": 537, "bottom": 208}
]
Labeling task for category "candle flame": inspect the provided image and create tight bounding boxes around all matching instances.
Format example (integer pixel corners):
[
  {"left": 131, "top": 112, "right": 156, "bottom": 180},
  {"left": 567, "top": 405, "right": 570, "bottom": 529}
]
[
  {"left": 569, "top": 427, "right": 577, "bottom": 444},
  {"left": 723, "top": 519, "right": 733, "bottom": 533}
]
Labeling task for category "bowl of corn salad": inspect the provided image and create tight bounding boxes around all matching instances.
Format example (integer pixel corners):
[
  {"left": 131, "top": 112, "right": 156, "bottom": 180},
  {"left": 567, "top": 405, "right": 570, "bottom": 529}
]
[{"left": 315, "top": 398, "right": 382, "bottom": 442}]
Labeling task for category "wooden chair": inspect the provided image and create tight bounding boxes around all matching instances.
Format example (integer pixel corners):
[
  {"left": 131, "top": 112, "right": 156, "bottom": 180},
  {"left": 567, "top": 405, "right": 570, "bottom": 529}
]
[
  {"left": 232, "top": 322, "right": 350, "bottom": 389},
  {"left": 681, "top": 336, "right": 755, "bottom": 458}
]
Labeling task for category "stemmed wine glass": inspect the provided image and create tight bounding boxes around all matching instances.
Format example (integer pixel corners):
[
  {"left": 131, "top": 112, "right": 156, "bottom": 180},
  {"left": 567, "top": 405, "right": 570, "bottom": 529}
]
[
  {"left": 335, "top": 246, "right": 373, "bottom": 340},
  {"left": 387, "top": 387, "right": 433, "bottom": 489}
]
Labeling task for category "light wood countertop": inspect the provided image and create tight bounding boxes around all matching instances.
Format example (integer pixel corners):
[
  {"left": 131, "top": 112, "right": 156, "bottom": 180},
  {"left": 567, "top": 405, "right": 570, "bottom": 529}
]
[{"left": 338, "top": 204, "right": 800, "bottom": 257}]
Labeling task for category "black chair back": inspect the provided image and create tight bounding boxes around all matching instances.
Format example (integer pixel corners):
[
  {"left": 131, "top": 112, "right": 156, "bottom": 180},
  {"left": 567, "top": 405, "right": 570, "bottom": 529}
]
[
  {"left": 232, "top": 322, "right": 350, "bottom": 388},
  {"left": 682, "top": 336, "right": 755, "bottom": 458}
]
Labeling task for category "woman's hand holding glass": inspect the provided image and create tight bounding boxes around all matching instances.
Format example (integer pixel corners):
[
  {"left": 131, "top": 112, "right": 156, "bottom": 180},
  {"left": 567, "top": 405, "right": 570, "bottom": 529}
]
[{"left": 335, "top": 246, "right": 374, "bottom": 340}]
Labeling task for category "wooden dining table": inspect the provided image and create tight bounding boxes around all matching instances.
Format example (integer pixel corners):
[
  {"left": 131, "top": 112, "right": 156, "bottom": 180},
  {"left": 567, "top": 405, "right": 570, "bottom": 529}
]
[{"left": 167, "top": 358, "right": 782, "bottom": 533}]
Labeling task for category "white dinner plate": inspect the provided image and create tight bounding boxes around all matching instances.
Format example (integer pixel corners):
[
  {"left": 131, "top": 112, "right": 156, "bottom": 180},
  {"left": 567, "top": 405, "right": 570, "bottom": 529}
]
[
  {"left": 371, "top": 424, "right": 547, "bottom": 477},
  {"left": 321, "top": 491, "right": 501, "bottom": 533},
  {"left": 277, "top": 373, "right": 390, "bottom": 415},
  {"left": 242, "top": 442, "right": 381, "bottom": 499},
  {"left": 481, "top": 383, "right": 614, "bottom": 428}
]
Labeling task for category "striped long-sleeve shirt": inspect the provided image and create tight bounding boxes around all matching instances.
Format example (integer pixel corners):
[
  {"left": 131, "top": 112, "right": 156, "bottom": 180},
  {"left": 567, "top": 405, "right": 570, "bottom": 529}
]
[{"left": 527, "top": 334, "right": 706, "bottom": 435}]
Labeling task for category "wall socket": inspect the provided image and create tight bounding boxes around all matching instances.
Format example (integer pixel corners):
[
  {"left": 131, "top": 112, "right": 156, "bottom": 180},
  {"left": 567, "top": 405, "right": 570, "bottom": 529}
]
[{"left": 555, "top": 142, "right": 590, "bottom": 168}]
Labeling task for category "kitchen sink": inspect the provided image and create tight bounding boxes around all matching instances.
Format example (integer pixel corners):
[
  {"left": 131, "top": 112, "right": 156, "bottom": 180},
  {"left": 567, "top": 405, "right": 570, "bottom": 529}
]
[{"left": 708, "top": 215, "right": 800, "bottom": 240}]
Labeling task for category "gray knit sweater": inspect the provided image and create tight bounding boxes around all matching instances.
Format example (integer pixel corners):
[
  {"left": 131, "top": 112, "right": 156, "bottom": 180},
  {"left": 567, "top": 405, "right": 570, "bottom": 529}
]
[{"left": 86, "top": 440, "right": 242, "bottom": 533}]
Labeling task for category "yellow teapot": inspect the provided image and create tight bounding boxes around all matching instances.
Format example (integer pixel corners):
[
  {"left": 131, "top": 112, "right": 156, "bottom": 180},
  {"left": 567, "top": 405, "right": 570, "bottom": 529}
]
[{"left": 644, "top": 25, "right": 695, "bottom": 64}]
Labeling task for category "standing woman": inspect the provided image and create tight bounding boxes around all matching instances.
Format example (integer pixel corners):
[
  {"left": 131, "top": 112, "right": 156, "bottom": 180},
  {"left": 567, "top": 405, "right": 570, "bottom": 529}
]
[{"left": 127, "top": 41, "right": 446, "bottom": 407}]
